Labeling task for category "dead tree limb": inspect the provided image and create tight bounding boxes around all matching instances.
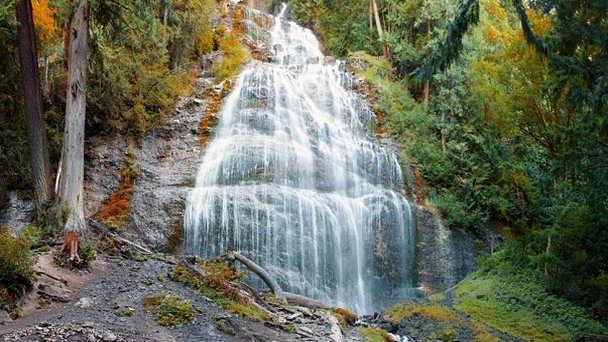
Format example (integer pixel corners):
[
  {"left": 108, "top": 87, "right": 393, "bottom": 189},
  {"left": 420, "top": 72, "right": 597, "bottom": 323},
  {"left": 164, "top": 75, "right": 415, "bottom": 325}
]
[
  {"left": 88, "top": 219, "right": 153, "bottom": 255},
  {"left": 229, "top": 251, "right": 286, "bottom": 301}
]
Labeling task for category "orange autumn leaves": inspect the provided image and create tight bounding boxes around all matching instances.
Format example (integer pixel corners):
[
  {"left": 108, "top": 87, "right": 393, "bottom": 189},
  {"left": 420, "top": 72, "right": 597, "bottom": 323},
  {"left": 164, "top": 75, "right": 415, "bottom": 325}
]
[{"left": 31, "top": 0, "right": 58, "bottom": 49}]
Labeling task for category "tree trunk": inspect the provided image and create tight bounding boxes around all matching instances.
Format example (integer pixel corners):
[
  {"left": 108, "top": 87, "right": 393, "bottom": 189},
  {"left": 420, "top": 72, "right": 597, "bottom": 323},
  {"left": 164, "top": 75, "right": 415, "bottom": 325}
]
[
  {"left": 16, "top": 0, "right": 53, "bottom": 213},
  {"left": 58, "top": 0, "right": 88, "bottom": 262},
  {"left": 422, "top": 17, "right": 432, "bottom": 106},
  {"left": 371, "top": 0, "right": 389, "bottom": 59}
]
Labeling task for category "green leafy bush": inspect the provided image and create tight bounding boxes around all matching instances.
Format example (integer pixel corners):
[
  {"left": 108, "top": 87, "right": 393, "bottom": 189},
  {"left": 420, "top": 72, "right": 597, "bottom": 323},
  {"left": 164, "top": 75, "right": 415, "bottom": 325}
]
[
  {"left": 0, "top": 226, "right": 35, "bottom": 291},
  {"left": 0, "top": 226, "right": 35, "bottom": 313}
]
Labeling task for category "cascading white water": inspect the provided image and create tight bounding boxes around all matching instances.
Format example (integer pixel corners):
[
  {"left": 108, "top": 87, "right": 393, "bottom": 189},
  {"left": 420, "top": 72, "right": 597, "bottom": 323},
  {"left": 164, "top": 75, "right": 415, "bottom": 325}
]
[{"left": 184, "top": 4, "right": 415, "bottom": 313}]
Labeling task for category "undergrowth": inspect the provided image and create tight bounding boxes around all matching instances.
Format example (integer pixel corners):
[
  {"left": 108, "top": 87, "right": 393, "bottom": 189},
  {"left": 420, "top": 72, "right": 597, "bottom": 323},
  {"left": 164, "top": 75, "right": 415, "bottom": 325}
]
[
  {"left": 454, "top": 251, "right": 608, "bottom": 341},
  {"left": 144, "top": 292, "right": 197, "bottom": 326},
  {"left": 170, "top": 260, "right": 270, "bottom": 321},
  {"left": 0, "top": 226, "right": 35, "bottom": 315}
]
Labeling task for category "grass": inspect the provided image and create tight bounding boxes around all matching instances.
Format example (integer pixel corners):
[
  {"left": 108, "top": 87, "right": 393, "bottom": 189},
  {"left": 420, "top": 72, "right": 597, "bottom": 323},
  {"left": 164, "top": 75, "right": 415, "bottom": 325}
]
[
  {"left": 386, "top": 302, "right": 461, "bottom": 324},
  {"left": 144, "top": 292, "right": 197, "bottom": 326},
  {"left": 453, "top": 254, "right": 608, "bottom": 341}
]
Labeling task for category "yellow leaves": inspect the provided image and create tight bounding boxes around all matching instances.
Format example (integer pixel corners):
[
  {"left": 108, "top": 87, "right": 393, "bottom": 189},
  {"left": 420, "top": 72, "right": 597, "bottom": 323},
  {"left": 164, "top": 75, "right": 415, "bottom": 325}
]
[
  {"left": 484, "top": 0, "right": 507, "bottom": 24},
  {"left": 32, "top": 0, "right": 57, "bottom": 49},
  {"left": 527, "top": 9, "right": 552, "bottom": 37},
  {"left": 471, "top": 0, "right": 553, "bottom": 138}
]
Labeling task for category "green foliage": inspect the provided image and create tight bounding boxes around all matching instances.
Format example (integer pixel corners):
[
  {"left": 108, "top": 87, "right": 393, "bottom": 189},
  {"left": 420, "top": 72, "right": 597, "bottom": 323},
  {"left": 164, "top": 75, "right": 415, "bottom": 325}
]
[
  {"left": 144, "top": 292, "right": 197, "bottom": 326},
  {"left": 79, "top": 241, "right": 97, "bottom": 268},
  {"left": 0, "top": 226, "right": 35, "bottom": 292},
  {"left": 0, "top": 226, "right": 35, "bottom": 314},
  {"left": 289, "top": 0, "right": 377, "bottom": 57},
  {"left": 213, "top": 31, "right": 249, "bottom": 81},
  {"left": 455, "top": 251, "right": 608, "bottom": 341}
]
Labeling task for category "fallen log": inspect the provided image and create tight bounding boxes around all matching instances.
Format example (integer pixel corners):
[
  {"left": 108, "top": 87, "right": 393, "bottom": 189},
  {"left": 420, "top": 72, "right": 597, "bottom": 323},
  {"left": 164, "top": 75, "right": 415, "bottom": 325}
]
[
  {"left": 229, "top": 251, "right": 286, "bottom": 302},
  {"left": 283, "top": 292, "right": 333, "bottom": 309},
  {"left": 88, "top": 219, "right": 153, "bottom": 255}
]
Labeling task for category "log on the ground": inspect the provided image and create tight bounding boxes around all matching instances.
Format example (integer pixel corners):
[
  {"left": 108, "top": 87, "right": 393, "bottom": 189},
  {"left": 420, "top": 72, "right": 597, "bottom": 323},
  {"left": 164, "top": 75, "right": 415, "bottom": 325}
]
[
  {"left": 229, "top": 251, "right": 286, "bottom": 301},
  {"left": 284, "top": 292, "right": 333, "bottom": 309},
  {"left": 88, "top": 219, "right": 153, "bottom": 255}
]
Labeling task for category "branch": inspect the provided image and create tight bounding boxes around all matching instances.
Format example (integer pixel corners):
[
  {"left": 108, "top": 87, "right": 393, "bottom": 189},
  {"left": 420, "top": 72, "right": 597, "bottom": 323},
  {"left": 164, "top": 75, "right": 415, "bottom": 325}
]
[
  {"left": 88, "top": 219, "right": 153, "bottom": 255},
  {"left": 414, "top": 0, "right": 480, "bottom": 81},
  {"left": 511, "top": 0, "right": 549, "bottom": 56}
]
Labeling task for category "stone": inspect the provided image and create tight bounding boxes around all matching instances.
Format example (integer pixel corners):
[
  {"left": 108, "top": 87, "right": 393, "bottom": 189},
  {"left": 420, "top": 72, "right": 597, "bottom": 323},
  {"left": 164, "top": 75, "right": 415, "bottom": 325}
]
[
  {"left": 0, "top": 310, "right": 12, "bottom": 324},
  {"left": 37, "top": 279, "right": 72, "bottom": 302},
  {"left": 75, "top": 297, "right": 92, "bottom": 308},
  {"left": 101, "top": 331, "right": 117, "bottom": 342}
]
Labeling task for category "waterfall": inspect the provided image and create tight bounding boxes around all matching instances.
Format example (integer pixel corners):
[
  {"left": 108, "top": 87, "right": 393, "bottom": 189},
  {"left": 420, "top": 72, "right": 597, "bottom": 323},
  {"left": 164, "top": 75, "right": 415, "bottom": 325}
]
[{"left": 184, "top": 4, "right": 415, "bottom": 313}]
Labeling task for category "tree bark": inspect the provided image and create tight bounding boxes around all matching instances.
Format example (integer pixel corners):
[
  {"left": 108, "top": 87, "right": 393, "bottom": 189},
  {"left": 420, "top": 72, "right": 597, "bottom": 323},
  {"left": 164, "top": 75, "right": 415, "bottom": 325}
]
[
  {"left": 371, "top": 0, "right": 390, "bottom": 59},
  {"left": 58, "top": 0, "right": 88, "bottom": 262},
  {"left": 230, "top": 252, "right": 286, "bottom": 301},
  {"left": 422, "top": 17, "right": 432, "bottom": 106},
  {"left": 16, "top": 0, "right": 53, "bottom": 213}
]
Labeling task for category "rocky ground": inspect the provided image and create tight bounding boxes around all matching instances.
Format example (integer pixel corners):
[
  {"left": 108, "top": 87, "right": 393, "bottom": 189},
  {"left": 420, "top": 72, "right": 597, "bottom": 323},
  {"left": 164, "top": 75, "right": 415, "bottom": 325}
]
[{"left": 0, "top": 250, "right": 372, "bottom": 342}]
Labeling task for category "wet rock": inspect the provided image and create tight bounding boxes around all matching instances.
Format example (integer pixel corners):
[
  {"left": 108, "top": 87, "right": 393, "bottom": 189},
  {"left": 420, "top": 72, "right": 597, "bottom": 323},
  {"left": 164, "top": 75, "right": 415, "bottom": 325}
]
[
  {"left": 415, "top": 206, "right": 476, "bottom": 292},
  {"left": 0, "top": 191, "right": 35, "bottom": 234},
  {"left": 0, "top": 310, "right": 11, "bottom": 324}
]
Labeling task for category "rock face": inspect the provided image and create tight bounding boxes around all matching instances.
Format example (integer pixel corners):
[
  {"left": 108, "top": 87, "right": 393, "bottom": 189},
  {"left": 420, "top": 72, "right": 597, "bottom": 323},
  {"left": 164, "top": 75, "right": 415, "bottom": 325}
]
[
  {"left": 0, "top": 191, "right": 35, "bottom": 233},
  {"left": 415, "top": 206, "right": 476, "bottom": 292},
  {"left": 85, "top": 97, "right": 205, "bottom": 251}
]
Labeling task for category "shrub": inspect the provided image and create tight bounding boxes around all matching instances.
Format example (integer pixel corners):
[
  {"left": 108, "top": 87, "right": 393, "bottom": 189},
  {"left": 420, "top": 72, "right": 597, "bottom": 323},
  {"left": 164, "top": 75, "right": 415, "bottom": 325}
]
[
  {"left": 0, "top": 226, "right": 35, "bottom": 292},
  {"left": 144, "top": 292, "right": 197, "bottom": 326},
  {"left": 213, "top": 31, "right": 249, "bottom": 81}
]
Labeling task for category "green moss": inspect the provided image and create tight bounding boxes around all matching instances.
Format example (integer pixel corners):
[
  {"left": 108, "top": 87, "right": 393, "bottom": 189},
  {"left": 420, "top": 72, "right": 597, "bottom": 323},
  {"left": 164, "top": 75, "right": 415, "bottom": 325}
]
[
  {"left": 114, "top": 306, "right": 136, "bottom": 317},
  {"left": 360, "top": 327, "right": 393, "bottom": 342},
  {"left": 214, "top": 318, "right": 236, "bottom": 335},
  {"left": 385, "top": 301, "right": 499, "bottom": 342},
  {"left": 453, "top": 259, "right": 608, "bottom": 341},
  {"left": 227, "top": 302, "right": 270, "bottom": 321},
  {"left": 144, "top": 292, "right": 197, "bottom": 326}
]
